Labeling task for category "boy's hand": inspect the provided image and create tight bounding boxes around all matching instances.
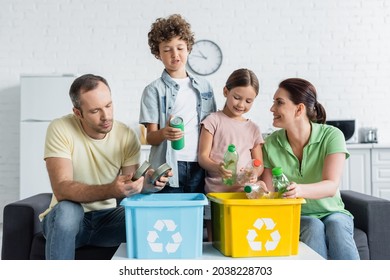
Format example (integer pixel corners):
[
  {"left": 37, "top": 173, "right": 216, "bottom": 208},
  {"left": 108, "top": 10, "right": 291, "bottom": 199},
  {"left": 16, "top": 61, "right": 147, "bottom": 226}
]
[{"left": 162, "top": 115, "right": 184, "bottom": 141}]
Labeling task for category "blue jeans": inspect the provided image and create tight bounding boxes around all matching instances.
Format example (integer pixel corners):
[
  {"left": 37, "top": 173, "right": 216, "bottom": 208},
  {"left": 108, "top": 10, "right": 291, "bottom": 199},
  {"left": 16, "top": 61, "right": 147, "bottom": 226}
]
[
  {"left": 300, "top": 212, "right": 360, "bottom": 260},
  {"left": 42, "top": 200, "right": 126, "bottom": 260},
  {"left": 159, "top": 161, "right": 205, "bottom": 193}
]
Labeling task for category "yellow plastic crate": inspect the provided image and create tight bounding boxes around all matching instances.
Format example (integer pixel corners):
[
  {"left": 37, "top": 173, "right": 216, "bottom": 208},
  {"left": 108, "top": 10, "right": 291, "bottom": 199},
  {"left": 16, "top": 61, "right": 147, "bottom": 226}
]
[{"left": 207, "top": 192, "right": 305, "bottom": 258}]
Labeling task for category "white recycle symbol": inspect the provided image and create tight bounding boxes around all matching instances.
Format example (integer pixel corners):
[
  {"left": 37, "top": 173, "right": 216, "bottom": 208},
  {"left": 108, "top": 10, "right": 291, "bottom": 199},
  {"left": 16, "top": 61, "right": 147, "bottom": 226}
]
[
  {"left": 246, "top": 218, "right": 281, "bottom": 251},
  {"left": 147, "top": 219, "right": 182, "bottom": 254}
]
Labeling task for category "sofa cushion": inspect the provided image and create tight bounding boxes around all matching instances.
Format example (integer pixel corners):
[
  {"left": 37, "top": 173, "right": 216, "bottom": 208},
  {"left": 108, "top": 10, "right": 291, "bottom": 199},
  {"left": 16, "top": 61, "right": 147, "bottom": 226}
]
[
  {"left": 30, "top": 234, "right": 46, "bottom": 260},
  {"left": 354, "top": 227, "right": 369, "bottom": 260}
]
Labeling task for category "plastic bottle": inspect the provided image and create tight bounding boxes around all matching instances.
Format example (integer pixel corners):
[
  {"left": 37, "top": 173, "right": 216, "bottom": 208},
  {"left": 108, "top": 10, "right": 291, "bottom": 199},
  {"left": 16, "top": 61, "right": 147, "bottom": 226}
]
[
  {"left": 222, "top": 144, "right": 239, "bottom": 186},
  {"left": 272, "top": 167, "right": 290, "bottom": 198},
  {"left": 237, "top": 159, "right": 262, "bottom": 185},
  {"left": 244, "top": 184, "right": 262, "bottom": 199}
]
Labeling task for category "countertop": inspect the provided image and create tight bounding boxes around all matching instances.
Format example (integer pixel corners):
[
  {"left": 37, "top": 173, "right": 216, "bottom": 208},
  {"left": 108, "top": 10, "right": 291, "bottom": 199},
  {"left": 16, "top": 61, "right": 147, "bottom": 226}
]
[{"left": 347, "top": 143, "right": 390, "bottom": 149}]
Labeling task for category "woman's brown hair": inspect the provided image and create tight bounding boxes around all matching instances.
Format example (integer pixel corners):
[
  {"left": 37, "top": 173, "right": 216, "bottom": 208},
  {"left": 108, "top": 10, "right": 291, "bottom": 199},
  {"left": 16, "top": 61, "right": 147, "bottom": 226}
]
[{"left": 279, "top": 78, "right": 326, "bottom": 124}]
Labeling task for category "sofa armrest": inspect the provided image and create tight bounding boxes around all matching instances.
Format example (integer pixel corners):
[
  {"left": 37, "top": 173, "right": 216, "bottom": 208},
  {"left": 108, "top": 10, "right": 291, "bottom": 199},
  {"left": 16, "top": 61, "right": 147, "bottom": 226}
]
[
  {"left": 341, "top": 190, "right": 390, "bottom": 260},
  {"left": 1, "top": 193, "right": 52, "bottom": 260}
]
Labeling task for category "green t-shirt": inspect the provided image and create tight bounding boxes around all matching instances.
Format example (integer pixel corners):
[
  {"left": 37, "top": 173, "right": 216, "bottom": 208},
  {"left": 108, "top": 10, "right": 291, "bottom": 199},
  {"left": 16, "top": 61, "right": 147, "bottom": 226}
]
[{"left": 262, "top": 122, "right": 352, "bottom": 218}]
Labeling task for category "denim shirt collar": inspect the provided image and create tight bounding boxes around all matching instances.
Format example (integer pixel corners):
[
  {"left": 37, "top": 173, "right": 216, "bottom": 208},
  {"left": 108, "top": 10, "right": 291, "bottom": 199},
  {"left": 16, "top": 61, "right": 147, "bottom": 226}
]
[{"left": 161, "top": 69, "right": 199, "bottom": 89}]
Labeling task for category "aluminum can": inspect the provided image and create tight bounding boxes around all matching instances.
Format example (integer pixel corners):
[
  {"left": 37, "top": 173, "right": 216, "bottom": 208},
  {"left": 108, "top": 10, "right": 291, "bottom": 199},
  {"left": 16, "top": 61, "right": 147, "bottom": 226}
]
[
  {"left": 169, "top": 116, "right": 185, "bottom": 150},
  {"left": 132, "top": 160, "right": 151, "bottom": 181},
  {"left": 151, "top": 163, "right": 172, "bottom": 184}
]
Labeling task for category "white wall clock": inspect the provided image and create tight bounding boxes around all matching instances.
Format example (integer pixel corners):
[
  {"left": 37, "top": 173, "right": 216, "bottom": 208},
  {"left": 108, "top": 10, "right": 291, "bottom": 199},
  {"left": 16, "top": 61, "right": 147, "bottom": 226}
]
[{"left": 187, "top": 40, "right": 223, "bottom": 76}]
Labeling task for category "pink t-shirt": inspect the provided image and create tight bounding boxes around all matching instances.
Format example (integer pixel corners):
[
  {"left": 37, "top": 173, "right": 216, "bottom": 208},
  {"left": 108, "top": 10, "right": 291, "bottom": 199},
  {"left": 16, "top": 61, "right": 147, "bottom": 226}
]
[{"left": 201, "top": 111, "right": 264, "bottom": 193}]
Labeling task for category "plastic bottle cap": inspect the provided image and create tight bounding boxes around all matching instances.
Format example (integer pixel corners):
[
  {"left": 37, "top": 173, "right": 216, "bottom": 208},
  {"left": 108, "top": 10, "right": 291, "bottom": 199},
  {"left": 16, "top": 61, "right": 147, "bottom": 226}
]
[
  {"left": 228, "top": 144, "right": 236, "bottom": 152},
  {"left": 272, "top": 166, "right": 283, "bottom": 176},
  {"left": 244, "top": 185, "right": 252, "bottom": 193},
  {"left": 253, "top": 159, "right": 262, "bottom": 167}
]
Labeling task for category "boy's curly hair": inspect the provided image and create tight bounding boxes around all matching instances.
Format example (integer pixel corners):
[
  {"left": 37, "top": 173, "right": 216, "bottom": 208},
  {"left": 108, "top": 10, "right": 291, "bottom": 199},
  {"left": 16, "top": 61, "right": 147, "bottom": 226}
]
[{"left": 148, "top": 14, "right": 195, "bottom": 59}]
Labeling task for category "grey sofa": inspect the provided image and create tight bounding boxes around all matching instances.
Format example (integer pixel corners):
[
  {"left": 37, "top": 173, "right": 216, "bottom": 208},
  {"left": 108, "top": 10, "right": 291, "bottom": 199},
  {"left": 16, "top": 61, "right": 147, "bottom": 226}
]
[
  {"left": 340, "top": 190, "right": 390, "bottom": 260},
  {"left": 2, "top": 190, "right": 390, "bottom": 260},
  {"left": 1, "top": 193, "right": 119, "bottom": 260}
]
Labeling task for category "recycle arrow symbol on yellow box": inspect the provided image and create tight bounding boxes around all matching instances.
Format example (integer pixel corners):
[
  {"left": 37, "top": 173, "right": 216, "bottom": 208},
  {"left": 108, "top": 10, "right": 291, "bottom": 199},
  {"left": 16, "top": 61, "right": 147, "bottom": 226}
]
[{"left": 246, "top": 218, "right": 281, "bottom": 251}]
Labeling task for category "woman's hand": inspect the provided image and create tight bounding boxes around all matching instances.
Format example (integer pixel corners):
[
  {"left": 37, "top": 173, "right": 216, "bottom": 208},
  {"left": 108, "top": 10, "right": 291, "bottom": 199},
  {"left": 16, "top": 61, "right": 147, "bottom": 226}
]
[{"left": 284, "top": 182, "right": 300, "bottom": 198}]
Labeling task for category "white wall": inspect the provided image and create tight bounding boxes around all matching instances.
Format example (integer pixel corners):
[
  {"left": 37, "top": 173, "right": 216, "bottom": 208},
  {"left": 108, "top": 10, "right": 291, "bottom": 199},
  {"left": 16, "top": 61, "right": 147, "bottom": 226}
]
[{"left": 1, "top": 0, "right": 390, "bottom": 220}]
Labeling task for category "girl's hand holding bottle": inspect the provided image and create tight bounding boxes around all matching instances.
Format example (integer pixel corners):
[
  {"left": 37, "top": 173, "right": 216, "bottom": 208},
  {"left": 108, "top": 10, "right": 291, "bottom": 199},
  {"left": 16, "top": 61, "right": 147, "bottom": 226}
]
[
  {"left": 237, "top": 159, "right": 262, "bottom": 185},
  {"left": 219, "top": 162, "right": 234, "bottom": 182}
]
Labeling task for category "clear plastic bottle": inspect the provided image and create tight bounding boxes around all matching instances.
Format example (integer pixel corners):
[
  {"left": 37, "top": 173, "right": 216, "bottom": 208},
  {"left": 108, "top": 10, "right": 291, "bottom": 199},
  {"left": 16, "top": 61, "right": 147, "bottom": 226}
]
[
  {"left": 222, "top": 144, "right": 239, "bottom": 186},
  {"left": 272, "top": 167, "right": 290, "bottom": 198},
  {"left": 244, "top": 182, "right": 268, "bottom": 199},
  {"left": 237, "top": 159, "right": 262, "bottom": 185},
  {"left": 244, "top": 184, "right": 262, "bottom": 199}
]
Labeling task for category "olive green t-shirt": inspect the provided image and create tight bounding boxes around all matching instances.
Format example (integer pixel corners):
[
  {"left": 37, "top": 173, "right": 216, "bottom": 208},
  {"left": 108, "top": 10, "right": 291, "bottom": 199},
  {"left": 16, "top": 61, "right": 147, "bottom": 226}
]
[{"left": 262, "top": 122, "right": 352, "bottom": 218}]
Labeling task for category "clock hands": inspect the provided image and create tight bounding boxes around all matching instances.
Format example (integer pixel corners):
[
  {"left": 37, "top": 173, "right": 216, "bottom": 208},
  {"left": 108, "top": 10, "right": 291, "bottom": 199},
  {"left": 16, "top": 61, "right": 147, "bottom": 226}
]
[
  {"left": 191, "top": 50, "right": 207, "bottom": 59},
  {"left": 190, "top": 54, "right": 206, "bottom": 59},
  {"left": 198, "top": 50, "right": 207, "bottom": 59}
]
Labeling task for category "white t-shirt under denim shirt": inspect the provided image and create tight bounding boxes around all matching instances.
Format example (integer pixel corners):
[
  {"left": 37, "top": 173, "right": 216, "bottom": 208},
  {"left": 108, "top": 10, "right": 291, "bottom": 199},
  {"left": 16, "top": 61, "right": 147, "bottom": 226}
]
[{"left": 171, "top": 77, "right": 199, "bottom": 162}]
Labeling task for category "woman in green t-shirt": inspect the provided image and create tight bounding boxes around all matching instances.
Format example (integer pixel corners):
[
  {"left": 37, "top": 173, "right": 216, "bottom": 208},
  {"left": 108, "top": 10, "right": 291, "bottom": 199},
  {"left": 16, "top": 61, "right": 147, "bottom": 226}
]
[{"left": 261, "top": 78, "right": 359, "bottom": 260}]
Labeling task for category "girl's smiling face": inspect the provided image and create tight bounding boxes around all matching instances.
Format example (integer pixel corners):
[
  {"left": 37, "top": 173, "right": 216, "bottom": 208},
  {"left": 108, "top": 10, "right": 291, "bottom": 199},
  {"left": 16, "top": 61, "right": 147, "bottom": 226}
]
[{"left": 222, "top": 85, "right": 257, "bottom": 120}]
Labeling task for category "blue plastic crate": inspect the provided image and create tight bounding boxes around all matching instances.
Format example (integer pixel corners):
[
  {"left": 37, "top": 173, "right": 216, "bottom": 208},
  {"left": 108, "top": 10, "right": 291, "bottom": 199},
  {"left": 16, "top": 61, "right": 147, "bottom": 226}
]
[{"left": 120, "top": 193, "right": 207, "bottom": 259}]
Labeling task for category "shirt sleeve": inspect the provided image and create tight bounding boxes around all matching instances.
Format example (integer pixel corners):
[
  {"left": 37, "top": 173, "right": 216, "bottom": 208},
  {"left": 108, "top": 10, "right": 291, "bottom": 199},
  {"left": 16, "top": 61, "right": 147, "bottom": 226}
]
[
  {"left": 44, "top": 119, "right": 72, "bottom": 160},
  {"left": 261, "top": 132, "right": 278, "bottom": 169},
  {"left": 325, "top": 126, "right": 350, "bottom": 159},
  {"left": 139, "top": 84, "right": 160, "bottom": 125},
  {"left": 200, "top": 113, "right": 217, "bottom": 136},
  {"left": 122, "top": 126, "right": 141, "bottom": 167}
]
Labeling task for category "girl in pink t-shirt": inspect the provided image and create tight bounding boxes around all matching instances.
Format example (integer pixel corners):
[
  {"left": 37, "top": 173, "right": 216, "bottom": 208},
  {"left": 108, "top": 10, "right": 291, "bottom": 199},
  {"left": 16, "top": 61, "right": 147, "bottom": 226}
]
[{"left": 198, "top": 68, "right": 265, "bottom": 240}]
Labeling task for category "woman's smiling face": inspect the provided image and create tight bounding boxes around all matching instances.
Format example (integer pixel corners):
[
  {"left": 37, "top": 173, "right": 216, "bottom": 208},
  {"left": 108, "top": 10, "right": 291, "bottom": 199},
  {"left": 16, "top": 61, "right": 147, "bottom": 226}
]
[{"left": 270, "top": 87, "right": 299, "bottom": 128}]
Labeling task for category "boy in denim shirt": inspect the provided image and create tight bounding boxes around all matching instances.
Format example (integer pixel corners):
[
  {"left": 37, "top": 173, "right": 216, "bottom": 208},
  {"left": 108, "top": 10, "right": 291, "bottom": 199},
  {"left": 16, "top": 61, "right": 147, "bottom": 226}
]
[{"left": 139, "top": 14, "right": 216, "bottom": 193}]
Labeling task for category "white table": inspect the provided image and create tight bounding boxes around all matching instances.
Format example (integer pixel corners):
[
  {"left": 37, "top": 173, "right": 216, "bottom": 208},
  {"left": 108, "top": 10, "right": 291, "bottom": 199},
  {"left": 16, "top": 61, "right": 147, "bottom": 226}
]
[{"left": 112, "top": 242, "right": 324, "bottom": 260}]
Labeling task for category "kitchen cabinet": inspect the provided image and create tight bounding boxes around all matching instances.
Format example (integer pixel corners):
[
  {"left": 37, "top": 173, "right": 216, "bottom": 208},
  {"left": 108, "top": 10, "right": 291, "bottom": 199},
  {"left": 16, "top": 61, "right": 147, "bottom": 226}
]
[
  {"left": 371, "top": 148, "right": 390, "bottom": 200},
  {"left": 341, "top": 144, "right": 390, "bottom": 199},
  {"left": 341, "top": 145, "right": 372, "bottom": 195}
]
